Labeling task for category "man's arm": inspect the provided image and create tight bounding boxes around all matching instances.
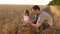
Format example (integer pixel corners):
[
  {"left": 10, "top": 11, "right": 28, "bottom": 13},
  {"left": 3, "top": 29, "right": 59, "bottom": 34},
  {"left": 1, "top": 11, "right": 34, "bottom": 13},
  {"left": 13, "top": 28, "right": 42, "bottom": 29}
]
[
  {"left": 31, "top": 22, "right": 41, "bottom": 29},
  {"left": 30, "top": 15, "right": 45, "bottom": 29}
]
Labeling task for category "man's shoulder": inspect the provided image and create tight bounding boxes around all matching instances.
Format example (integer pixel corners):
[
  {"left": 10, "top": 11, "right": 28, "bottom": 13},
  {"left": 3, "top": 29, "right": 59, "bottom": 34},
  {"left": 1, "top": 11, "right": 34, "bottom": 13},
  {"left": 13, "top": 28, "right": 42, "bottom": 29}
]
[
  {"left": 41, "top": 11, "right": 50, "bottom": 15},
  {"left": 41, "top": 11, "right": 48, "bottom": 14},
  {"left": 39, "top": 11, "right": 46, "bottom": 16},
  {"left": 38, "top": 11, "right": 51, "bottom": 18}
]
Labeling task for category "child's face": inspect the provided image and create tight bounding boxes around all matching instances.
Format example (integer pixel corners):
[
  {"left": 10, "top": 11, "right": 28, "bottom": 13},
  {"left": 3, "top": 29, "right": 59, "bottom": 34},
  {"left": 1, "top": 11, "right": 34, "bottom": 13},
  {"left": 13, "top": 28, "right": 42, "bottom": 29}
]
[{"left": 24, "top": 12, "right": 28, "bottom": 16}]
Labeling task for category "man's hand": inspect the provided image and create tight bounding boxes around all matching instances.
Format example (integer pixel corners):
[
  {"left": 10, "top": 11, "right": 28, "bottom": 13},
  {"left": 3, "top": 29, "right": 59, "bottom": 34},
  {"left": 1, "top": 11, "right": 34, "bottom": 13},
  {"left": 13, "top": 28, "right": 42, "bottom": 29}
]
[
  {"left": 31, "top": 23, "right": 41, "bottom": 29},
  {"left": 27, "top": 21, "right": 32, "bottom": 24}
]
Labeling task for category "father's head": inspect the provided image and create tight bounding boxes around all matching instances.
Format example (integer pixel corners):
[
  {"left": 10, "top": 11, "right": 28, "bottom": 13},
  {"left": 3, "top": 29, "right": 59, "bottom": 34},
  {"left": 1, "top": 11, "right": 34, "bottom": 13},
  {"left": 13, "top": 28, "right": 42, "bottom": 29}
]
[{"left": 32, "top": 5, "right": 40, "bottom": 15}]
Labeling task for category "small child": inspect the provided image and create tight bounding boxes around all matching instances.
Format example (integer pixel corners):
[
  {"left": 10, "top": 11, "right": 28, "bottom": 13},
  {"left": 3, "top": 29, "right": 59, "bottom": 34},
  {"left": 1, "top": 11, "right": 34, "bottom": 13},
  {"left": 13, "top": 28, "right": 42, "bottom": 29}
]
[{"left": 22, "top": 10, "right": 30, "bottom": 25}]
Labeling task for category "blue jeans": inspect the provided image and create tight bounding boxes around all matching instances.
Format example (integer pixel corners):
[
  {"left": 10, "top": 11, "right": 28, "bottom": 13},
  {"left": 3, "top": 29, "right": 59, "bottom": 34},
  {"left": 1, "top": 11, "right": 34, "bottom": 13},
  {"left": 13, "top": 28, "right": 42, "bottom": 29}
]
[
  {"left": 38, "top": 25, "right": 43, "bottom": 34},
  {"left": 38, "top": 22, "right": 50, "bottom": 34}
]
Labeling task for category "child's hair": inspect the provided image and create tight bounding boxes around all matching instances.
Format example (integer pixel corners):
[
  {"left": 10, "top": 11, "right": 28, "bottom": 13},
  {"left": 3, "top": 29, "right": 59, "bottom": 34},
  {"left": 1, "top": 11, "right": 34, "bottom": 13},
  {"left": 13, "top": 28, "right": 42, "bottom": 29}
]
[{"left": 25, "top": 10, "right": 29, "bottom": 16}]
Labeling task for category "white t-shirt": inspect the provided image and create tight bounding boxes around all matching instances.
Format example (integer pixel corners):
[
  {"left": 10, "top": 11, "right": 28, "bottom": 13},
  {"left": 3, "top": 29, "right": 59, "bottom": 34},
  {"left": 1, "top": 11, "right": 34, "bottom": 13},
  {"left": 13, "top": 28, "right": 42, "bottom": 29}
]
[
  {"left": 23, "top": 16, "right": 29, "bottom": 25},
  {"left": 24, "top": 16, "right": 29, "bottom": 22}
]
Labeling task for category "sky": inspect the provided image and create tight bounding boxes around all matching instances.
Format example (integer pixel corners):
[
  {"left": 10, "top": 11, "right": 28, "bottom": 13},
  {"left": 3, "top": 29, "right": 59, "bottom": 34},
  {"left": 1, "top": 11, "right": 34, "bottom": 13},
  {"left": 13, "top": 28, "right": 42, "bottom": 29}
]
[{"left": 0, "top": 0, "right": 52, "bottom": 5}]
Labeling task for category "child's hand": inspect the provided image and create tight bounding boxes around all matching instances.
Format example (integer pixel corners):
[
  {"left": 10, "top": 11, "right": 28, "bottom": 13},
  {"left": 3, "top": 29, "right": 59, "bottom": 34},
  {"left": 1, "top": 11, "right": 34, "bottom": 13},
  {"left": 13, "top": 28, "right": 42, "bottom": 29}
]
[{"left": 28, "top": 21, "right": 32, "bottom": 24}]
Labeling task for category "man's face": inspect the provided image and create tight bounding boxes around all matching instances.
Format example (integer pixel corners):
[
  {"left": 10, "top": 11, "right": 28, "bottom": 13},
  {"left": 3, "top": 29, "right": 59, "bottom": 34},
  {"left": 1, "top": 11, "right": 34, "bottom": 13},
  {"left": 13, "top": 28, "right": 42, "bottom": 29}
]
[{"left": 32, "top": 9, "right": 39, "bottom": 15}]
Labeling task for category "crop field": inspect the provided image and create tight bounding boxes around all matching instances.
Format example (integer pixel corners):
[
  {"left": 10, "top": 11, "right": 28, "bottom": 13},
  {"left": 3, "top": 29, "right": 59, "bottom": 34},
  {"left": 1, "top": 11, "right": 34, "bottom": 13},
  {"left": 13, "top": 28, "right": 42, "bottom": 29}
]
[{"left": 0, "top": 5, "right": 60, "bottom": 34}]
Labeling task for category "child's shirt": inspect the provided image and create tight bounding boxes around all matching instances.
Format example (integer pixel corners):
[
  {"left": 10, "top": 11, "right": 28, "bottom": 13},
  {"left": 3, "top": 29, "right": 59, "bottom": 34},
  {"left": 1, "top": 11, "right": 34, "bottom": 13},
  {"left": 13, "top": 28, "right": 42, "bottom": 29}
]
[{"left": 23, "top": 15, "right": 30, "bottom": 25}]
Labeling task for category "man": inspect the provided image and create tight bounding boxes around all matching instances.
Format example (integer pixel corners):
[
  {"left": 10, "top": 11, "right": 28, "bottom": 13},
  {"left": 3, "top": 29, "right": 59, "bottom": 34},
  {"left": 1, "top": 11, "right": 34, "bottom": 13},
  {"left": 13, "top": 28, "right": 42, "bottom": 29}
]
[{"left": 30, "top": 5, "right": 53, "bottom": 34}]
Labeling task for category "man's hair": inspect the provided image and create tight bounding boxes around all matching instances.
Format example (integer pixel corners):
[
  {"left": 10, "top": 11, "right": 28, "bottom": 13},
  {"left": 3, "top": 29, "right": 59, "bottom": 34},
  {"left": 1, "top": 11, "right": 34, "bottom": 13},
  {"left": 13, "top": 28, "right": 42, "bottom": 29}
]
[{"left": 32, "top": 5, "right": 40, "bottom": 10}]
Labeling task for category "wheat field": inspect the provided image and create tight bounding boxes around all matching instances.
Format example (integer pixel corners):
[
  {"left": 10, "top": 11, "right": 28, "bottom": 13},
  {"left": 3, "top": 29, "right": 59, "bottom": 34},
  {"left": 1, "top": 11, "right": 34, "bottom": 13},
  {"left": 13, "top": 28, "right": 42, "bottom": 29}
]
[{"left": 0, "top": 5, "right": 60, "bottom": 34}]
